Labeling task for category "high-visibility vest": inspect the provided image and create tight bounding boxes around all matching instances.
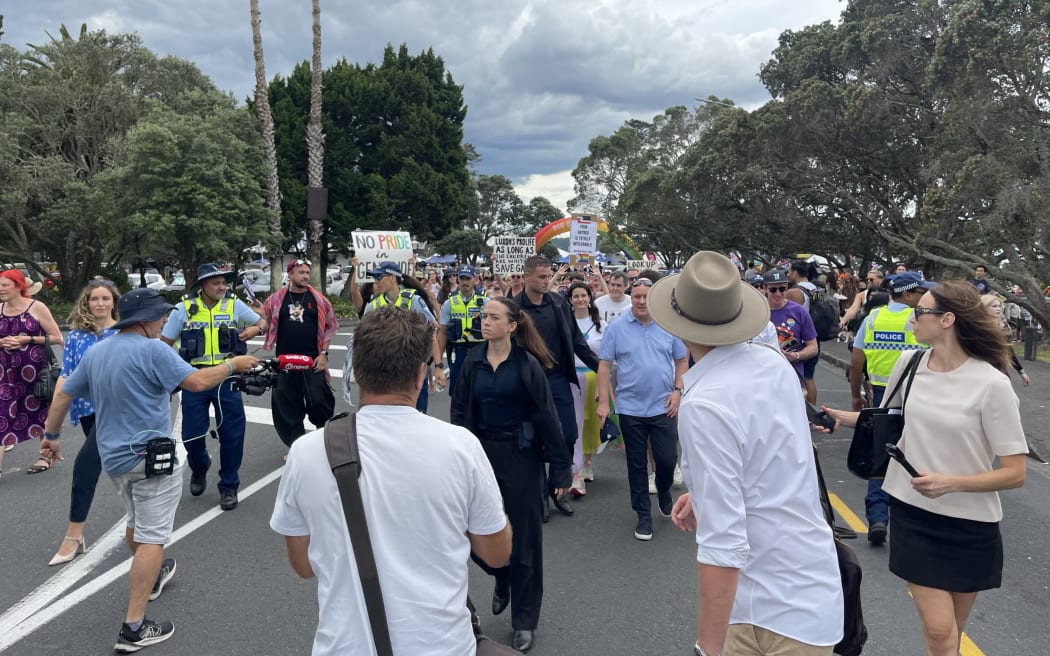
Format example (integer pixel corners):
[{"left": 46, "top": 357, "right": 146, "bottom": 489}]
[
  {"left": 369, "top": 289, "right": 417, "bottom": 311},
  {"left": 861, "top": 306, "right": 925, "bottom": 386},
  {"left": 180, "top": 296, "right": 239, "bottom": 366},
  {"left": 448, "top": 292, "right": 485, "bottom": 343}
]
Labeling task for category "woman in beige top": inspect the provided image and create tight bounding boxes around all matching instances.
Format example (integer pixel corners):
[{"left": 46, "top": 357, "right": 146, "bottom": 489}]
[{"left": 824, "top": 280, "right": 1027, "bottom": 656}]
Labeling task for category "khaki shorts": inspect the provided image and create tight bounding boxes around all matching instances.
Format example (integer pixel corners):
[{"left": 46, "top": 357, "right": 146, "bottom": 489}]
[
  {"left": 110, "top": 458, "right": 183, "bottom": 545},
  {"left": 724, "top": 624, "right": 834, "bottom": 656}
]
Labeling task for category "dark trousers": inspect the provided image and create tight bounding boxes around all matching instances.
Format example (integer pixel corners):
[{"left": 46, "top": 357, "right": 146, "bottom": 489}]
[
  {"left": 545, "top": 372, "right": 578, "bottom": 497},
  {"left": 69, "top": 414, "right": 101, "bottom": 523},
  {"left": 272, "top": 370, "right": 335, "bottom": 447},
  {"left": 182, "top": 380, "right": 246, "bottom": 492},
  {"left": 416, "top": 380, "right": 429, "bottom": 414},
  {"left": 448, "top": 344, "right": 477, "bottom": 398},
  {"left": 620, "top": 414, "right": 678, "bottom": 518},
  {"left": 865, "top": 384, "right": 889, "bottom": 524},
  {"left": 471, "top": 438, "right": 545, "bottom": 631}
]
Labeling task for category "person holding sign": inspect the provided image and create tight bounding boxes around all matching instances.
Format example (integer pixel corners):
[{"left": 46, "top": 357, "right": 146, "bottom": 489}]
[
  {"left": 363, "top": 262, "right": 447, "bottom": 413},
  {"left": 437, "top": 264, "right": 486, "bottom": 397}
]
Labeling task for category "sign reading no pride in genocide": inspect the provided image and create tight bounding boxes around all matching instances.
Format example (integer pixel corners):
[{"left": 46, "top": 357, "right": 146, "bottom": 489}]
[
  {"left": 352, "top": 230, "right": 414, "bottom": 282},
  {"left": 569, "top": 214, "right": 598, "bottom": 255},
  {"left": 492, "top": 236, "right": 535, "bottom": 276}
]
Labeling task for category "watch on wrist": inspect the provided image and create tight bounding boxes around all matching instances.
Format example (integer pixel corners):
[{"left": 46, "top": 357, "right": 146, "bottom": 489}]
[
  {"left": 673, "top": 385, "right": 684, "bottom": 393},
  {"left": 322, "top": 350, "right": 329, "bottom": 357}
]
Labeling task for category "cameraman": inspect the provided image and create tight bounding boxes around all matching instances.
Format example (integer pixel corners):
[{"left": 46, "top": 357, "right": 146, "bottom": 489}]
[
  {"left": 40, "top": 288, "right": 258, "bottom": 652},
  {"left": 160, "top": 263, "right": 266, "bottom": 511}
]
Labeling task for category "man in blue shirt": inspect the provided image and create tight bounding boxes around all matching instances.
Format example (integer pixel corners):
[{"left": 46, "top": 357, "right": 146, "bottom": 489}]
[
  {"left": 41, "top": 288, "right": 258, "bottom": 653},
  {"left": 597, "top": 275, "right": 689, "bottom": 541}
]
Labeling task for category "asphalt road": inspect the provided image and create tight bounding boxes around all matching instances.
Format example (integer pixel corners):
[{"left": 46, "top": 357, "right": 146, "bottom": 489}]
[{"left": 0, "top": 332, "right": 1047, "bottom": 655}]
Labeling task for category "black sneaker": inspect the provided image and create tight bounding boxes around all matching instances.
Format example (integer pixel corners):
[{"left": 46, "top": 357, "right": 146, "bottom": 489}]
[
  {"left": 189, "top": 470, "right": 207, "bottom": 497},
  {"left": 114, "top": 618, "right": 174, "bottom": 652},
  {"left": 219, "top": 490, "right": 238, "bottom": 511},
  {"left": 634, "top": 515, "right": 653, "bottom": 541},
  {"left": 658, "top": 495, "right": 673, "bottom": 518},
  {"left": 149, "top": 558, "right": 176, "bottom": 601},
  {"left": 868, "top": 522, "right": 887, "bottom": 546}
]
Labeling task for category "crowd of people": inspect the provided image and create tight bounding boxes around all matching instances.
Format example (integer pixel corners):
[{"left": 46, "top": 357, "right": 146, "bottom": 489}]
[{"left": 0, "top": 251, "right": 1032, "bottom": 655}]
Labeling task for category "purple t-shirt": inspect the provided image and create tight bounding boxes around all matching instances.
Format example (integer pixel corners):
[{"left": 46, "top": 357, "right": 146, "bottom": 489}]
[{"left": 769, "top": 300, "right": 816, "bottom": 386}]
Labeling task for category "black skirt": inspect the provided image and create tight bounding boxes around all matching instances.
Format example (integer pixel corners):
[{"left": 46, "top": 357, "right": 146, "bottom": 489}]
[{"left": 888, "top": 498, "right": 1003, "bottom": 592}]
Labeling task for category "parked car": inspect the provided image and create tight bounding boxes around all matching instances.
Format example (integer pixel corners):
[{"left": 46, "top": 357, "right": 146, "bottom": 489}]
[
  {"left": 326, "top": 272, "right": 345, "bottom": 297},
  {"left": 237, "top": 268, "right": 272, "bottom": 296},
  {"left": 162, "top": 272, "right": 186, "bottom": 293}
]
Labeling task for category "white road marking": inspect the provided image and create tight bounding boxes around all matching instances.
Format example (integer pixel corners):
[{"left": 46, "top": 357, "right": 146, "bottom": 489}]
[{"left": 247, "top": 339, "right": 347, "bottom": 351}]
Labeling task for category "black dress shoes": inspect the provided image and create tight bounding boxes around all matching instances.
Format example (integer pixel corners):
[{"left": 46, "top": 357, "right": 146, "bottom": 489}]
[
  {"left": 542, "top": 497, "right": 551, "bottom": 523},
  {"left": 551, "top": 494, "right": 574, "bottom": 516},
  {"left": 512, "top": 630, "right": 534, "bottom": 652},
  {"left": 492, "top": 579, "right": 510, "bottom": 615}
]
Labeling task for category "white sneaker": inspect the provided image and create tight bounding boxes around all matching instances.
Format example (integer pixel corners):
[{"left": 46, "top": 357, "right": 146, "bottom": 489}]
[
  {"left": 648, "top": 472, "right": 656, "bottom": 495},
  {"left": 570, "top": 474, "right": 586, "bottom": 497},
  {"left": 673, "top": 464, "right": 683, "bottom": 487},
  {"left": 581, "top": 464, "right": 594, "bottom": 482}
]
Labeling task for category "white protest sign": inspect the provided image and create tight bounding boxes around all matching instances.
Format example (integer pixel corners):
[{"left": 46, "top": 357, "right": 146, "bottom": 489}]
[
  {"left": 492, "top": 236, "right": 535, "bottom": 276},
  {"left": 352, "top": 230, "right": 414, "bottom": 283},
  {"left": 569, "top": 214, "right": 598, "bottom": 255},
  {"left": 625, "top": 259, "right": 651, "bottom": 271}
]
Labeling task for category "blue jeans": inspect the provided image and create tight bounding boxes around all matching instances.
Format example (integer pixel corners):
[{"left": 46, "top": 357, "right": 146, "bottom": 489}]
[
  {"left": 865, "top": 384, "right": 889, "bottom": 524},
  {"left": 181, "top": 380, "right": 246, "bottom": 493},
  {"left": 619, "top": 413, "right": 678, "bottom": 518},
  {"left": 416, "top": 379, "right": 429, "bottom": 414}
]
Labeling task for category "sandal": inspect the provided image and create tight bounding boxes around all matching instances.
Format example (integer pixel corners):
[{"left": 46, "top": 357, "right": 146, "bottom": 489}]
[{"left": 26, "top": 454, "right": 52, "bottom": 474}]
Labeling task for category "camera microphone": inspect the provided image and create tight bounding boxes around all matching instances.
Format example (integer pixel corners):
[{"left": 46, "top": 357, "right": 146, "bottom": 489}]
[{"left": 271, "top": 354, "right": 315, "bottom": 372}]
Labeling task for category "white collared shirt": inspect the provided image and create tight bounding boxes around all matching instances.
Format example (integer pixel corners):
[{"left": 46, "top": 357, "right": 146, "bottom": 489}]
[{"left": 679, "top": 341, "right": 843, "bottom": 647}]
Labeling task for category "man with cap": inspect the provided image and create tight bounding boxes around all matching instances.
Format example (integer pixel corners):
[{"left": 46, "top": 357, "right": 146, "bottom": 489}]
[
  {"left": 850, "top": 270, "right": 931, "bottom": 544},
  {"left": 436, "top": 263, "right": 487, "bottom": 397},
  {"left": 645, "top": 252, "right": 843, "bottom": 656},
  {"left": 363, "top": 261, "right": 447, "bottom": 411},
  {"left": 764, "top": 269, "right": 819, "bottom": 390},
  {"left": 160, "top": 263, "right": 266, "bottom": 510},
  {"left": 41, "top": 288, "right": 258, "bottom": 652},
  {"left": 258, "top": 259, "right": 338, "bottom": 448}
]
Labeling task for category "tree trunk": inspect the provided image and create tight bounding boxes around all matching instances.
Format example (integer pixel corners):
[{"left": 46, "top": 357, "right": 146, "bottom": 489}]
[
  {"left": 306, "top": 0, "right": 325, "bottom": 290},
  {"left": 250, "top": 0, "right": 284, "bottom": 294}
]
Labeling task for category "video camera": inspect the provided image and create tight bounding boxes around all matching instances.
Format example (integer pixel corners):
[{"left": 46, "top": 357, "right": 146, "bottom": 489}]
[{"left": 230, "top": 354, "right": 315, "bottom": 396}]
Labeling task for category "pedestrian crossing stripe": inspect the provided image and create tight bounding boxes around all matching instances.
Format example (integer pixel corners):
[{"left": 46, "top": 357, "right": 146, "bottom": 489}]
[{"left": 246, "top": 339, "right": 347, "bottom": 351}]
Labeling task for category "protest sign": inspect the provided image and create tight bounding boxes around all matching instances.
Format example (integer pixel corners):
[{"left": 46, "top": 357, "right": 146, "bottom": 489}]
[
  {"left": 569, "top": 214, "right": 598, "bottom": 255},
  {"left": 492, "top": 236, "right": 535, "bottom": 276},
  {"left": 625, "top": 259, "right": 651, "bottom": 271},
  {"left": 352, "top": 230, "right": 414, "bottom": 282}
]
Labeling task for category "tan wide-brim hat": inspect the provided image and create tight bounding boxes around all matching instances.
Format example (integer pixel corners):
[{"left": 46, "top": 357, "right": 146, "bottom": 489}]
[
  {"left": 26, "top": 281, "right": 43, "bottom": 296},
  {"left": 649, "top": 251, "right": 770, "bottom": 346}
]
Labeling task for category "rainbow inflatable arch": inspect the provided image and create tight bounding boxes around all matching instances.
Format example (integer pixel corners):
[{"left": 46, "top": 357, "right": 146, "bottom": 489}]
[{"left": 534, "top": 216, "right": 643, "bottom": 259}]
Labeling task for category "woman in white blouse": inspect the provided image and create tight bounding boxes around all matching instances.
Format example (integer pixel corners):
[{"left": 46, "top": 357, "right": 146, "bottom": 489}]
[
  {"left": 568, "top": 282, "right": 604, "bottom": 496},
  {"left": 824, "top": 280, "right": 1027, "bottom": 656}
]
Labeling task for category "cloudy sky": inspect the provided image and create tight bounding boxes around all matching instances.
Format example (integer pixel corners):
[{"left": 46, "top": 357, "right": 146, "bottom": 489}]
[{"left": 4, "top": 0, "right": 845, "bottom": 211}]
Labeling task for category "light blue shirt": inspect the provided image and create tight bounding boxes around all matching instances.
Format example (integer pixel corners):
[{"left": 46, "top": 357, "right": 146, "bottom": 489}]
[
  {"left": 161, "top": 295, "right": 261, "bottom": 341},
  {"left": 363, "top": 290, "right": 436, "bottom": 322},
  {"left": 63, "top": 333, "right": 196, "bottom": 476},
  {"left": 598, "top": 310, "right": 687, "bottom": 417},
  {"left": 852, "top": 301, "right": 910, "bottom": 350}
]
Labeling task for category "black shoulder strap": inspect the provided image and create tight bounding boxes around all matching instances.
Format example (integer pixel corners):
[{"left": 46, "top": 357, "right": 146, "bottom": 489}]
[
  {"left": 884, "top": 350, "right": 923, "bottom": 410},
  {"left": 323, "top": 414, "right": 394, "bottom": 656}
]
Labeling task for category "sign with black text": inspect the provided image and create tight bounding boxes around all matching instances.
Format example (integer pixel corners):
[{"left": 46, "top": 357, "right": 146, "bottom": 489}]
[
  {"left": 569, "top": 214, "right": 598, "bottom": 255},
  {"left": 352, "top": 230, "right": 414, "bottom": 282},
  {"left": 492, "top": 236, "right": 535, "bottom": 276}
]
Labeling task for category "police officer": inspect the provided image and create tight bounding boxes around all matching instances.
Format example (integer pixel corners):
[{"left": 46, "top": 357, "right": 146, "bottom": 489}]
[
  {"left": 363, "top": 261, "right": 447, "bottom": 411},
  {"left": 849, "top": 270, "right": 932, "bottom": 544},
  {"left": 436, "top": 264, "right": 486, "bottom": 396},
  {"left": 161, "top": 263, "right": 266, "bottom": 511}
]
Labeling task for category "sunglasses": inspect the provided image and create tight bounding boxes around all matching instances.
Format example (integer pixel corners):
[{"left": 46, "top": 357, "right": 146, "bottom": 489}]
[
  {"left": 766, "top": 286, "right": 789, "bottom": 293},
  {"left": 510, "top": 274, "right": 522, "bottom": 279},
  {"left": 88, "top": 279, "right": 116, "bottom": 288},
  {"left": 913, "top": 307, "right": 948, "bottom": 317},
  {"left": 631, "top": 279, "right": 654, "bottom": 288},
  {"left": 291, "top": 259, "right": 312, "bottom": 267},
  {"left": 866, "top": 278, "right": 878, "bottom": 283}
]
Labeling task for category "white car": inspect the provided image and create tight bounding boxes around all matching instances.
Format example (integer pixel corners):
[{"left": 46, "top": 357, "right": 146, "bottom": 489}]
[{"left": 142, "top": 273, "right": 166, "bottom": 290}]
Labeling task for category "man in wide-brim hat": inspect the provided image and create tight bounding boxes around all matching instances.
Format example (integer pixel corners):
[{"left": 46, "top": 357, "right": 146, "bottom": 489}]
[{"left": 647, "top": 251, "right": 844, "bottom": 656}]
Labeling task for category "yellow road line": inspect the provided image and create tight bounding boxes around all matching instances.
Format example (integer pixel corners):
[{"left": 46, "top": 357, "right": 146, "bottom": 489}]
[
  {"left": 828, "top": 493, "right": 868, "bottom": 533},
  {"left": 832, "top": 492, "right": 986, "bottom": 655}
]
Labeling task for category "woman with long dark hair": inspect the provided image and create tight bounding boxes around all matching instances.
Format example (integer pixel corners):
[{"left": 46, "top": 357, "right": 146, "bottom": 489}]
[
  {"left": 42, "top": 280, "right": 120, "bottom": 564},
  {"left": 450, "top": 297, "right": 572, "bottom": 653},
  {"left": 567, "top": 282, "right": 603, "bottom": 496},
  {"left": 823, "top": 281, "right": 1027, "bottom": 656}
]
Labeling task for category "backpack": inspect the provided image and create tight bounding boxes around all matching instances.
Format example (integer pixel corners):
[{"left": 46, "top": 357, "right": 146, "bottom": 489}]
[{"left": 809, "top": 288, "right": 842, "bottom": 342}]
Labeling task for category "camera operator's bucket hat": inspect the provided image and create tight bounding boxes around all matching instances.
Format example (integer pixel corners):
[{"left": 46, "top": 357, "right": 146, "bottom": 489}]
[{"left": 111, "top": 289, "right": 175, "bottom": 330}]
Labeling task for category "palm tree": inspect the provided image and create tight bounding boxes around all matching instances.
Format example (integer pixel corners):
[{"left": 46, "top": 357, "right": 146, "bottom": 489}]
[
  {"left": 305, "top": 0, "right": 325, "bottom": 289},
  {"left": 249, "top": 0, "right": 284, "bottom": 292}
]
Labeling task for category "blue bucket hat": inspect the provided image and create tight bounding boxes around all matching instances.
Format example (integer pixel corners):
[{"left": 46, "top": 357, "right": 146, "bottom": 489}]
[{"left": 111, "top": 289, "right": 174, "bottom": 330}]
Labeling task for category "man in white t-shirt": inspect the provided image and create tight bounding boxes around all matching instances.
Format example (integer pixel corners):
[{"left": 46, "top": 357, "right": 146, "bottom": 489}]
[
  {"left": 271, "top": 307, "right": 511, "bottom": 656},
  {"left": 649, "top": 252, "right": 843, "bottom": 656},
  {"left": 594, "top": 271, "right": 632, "bottom": 325}
]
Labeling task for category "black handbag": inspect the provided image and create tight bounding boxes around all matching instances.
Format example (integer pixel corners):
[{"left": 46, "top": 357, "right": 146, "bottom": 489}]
[
  {"left": 33, "top": 333, "right": 62, "bottom": 402},
  {"left": 323, "top": 414, "right": 522, "bottom": 656},
  {"left": 846, "top": 351, "right": 924, "bottom": 479}
]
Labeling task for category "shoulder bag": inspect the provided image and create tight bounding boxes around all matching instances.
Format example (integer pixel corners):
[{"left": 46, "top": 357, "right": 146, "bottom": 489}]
[
  {"left": 33, "top": 333, "right": 62, "bottom": 402},
  {"left": 323, "top": 414, "right": 522, "bottom": 656},
  {"left": 846, "top": 350, "right": 924, "bottom": 479}
]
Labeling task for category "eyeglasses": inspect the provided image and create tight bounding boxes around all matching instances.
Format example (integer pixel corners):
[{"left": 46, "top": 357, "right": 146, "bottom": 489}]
[
  {"left": 766, "top": 286, "right": 788, "bottom": 293},
  {"left": 631, "top": 279, "right": 653, "bottom": 288},
  {"left": 913, "top": 307, "right": 948, "bottom": 317}
]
